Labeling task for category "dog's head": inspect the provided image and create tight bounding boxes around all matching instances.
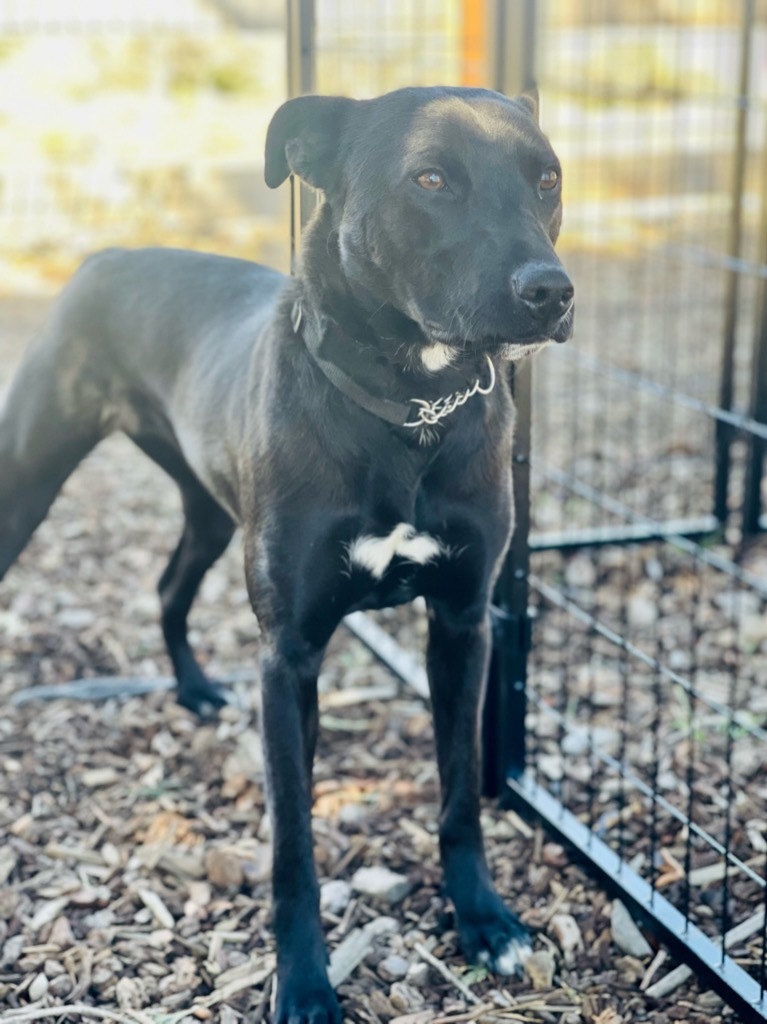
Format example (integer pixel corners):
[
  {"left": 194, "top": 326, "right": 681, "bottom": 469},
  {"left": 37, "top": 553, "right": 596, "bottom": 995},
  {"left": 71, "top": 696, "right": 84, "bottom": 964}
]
[{"left": 266, "top": 86, "right": 573, "bottom": 368}]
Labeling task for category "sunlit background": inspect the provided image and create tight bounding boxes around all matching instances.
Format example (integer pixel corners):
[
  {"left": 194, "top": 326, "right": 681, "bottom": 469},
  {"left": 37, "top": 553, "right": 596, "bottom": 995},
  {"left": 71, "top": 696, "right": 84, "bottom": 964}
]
[{"left": 2, "top": 1, "right": 764, "bottom": 290}]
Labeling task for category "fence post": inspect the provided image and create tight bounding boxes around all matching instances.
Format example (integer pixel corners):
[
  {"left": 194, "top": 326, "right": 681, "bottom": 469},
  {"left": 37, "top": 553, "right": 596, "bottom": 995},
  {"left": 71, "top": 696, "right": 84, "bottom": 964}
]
[
  {"left": 286, "top": 0, "right": 316, "bottom": 260},
  {"left": 484, "top": 360, "right": 533, "bottom": 795},
  {"left": 482, "top": 0, "right": 537, "bottom": 797},
  {"left": 714, "top": 0, "right": 754, "bottom": 526},
  {"left": 742, "top": 140, "right": 767, "bottom": 535}
]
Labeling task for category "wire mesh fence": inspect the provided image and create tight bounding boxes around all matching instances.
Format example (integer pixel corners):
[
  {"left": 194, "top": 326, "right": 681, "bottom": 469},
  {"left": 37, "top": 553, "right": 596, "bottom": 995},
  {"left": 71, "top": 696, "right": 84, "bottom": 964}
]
[
  {"left": 506, "top": 0, "right": 767, "bottom": 1016},
  {"left": 0, "top": 2, "right": 288, "bottom": 287}
]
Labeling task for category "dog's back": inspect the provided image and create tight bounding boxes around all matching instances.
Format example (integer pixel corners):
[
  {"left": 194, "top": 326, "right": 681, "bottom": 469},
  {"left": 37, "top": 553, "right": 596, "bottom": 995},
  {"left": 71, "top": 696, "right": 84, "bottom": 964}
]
[{"left": 0, "top": 246, "right": 289, "bottom": 565}]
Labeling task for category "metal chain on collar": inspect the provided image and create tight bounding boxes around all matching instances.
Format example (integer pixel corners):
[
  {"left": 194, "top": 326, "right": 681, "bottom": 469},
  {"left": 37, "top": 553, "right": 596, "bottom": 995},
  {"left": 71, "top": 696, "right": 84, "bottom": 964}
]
[{"left": 403, "top": 355, "right": 496, "bottom": 429}]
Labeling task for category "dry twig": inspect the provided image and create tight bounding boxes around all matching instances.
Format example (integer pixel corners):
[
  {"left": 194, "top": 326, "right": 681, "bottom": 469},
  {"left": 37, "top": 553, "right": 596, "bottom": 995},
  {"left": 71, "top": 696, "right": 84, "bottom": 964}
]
[{"left": 413, "top": 942, "right": 483, "bottom": 1006}]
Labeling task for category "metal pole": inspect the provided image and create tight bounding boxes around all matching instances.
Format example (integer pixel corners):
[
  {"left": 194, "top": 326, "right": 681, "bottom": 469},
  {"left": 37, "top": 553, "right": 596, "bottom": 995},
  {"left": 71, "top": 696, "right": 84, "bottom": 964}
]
[
  {"left": 483, "top": 0, "right": 537, "bottom": 796},
  {"left": 714, "top": 0, "right": 753, "bottom": 525},
  {"left": 286, "top": 0, "right": 316, "bottom": 262},
  {"left": 287, "top": 0, "right": 315, "bottom": 101},
  {"left": 489, "top": 0, "right": 537, "bottom": 95},
  {"left": 742, "top": 138, "right": 767, "bottom": 536},
  {"left": 484, "top": 359, "right": 533, "bottom": 795}
]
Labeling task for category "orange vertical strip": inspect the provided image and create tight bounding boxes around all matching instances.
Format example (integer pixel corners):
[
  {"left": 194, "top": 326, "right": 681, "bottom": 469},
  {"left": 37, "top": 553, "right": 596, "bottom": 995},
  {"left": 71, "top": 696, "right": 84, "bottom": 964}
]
[{"left": 461, "top": 0, "right": 488, "bottom": 87}]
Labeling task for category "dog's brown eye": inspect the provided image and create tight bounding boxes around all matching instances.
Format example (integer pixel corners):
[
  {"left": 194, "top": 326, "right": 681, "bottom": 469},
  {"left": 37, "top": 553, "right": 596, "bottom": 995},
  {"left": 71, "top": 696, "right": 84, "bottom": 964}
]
[
  {"left": 539, "top": 168, "right": 559, "bottom": 192},
  {"left": 415, "top": 170, "right": 446, "bottom": 191}
]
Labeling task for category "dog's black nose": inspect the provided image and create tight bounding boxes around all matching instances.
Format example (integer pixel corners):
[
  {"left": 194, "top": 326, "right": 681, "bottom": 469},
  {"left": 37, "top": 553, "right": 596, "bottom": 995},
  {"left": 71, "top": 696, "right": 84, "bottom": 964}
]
[{"left": 512, "top": 263, "right": 574, "bottom": 323}]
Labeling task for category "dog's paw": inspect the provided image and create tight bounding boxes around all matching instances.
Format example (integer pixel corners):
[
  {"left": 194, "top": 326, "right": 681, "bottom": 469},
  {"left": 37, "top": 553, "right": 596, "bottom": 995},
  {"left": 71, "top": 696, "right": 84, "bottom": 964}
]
[
  {"left": 176, "top": 678, "right": 233, "bottom": 719},
  {"left": 274, "top": 979, "right": 342, "bottom": 1024},
  {"left": 457, "top": 898, "right": 532, "bottom": 978}
]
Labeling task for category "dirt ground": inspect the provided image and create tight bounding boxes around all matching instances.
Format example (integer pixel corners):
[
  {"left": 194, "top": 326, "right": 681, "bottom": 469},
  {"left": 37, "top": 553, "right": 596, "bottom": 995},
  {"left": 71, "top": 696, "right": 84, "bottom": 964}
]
[{"left": 0, "top": 295, "right": 750, "bottom": 1023}]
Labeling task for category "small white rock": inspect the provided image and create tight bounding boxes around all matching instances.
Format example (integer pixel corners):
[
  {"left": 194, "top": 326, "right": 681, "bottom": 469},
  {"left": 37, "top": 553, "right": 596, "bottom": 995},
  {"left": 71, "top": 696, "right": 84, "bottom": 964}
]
[
  {"left": 339, "top": 803, "right": 368, "bottom": 828},
  {"left": 537, "top": 754, "right": 564, "bottom": 781},
  {"left": 378, "top": 954, "right": 409, "bottom": 982},
  {"left": 320, "top": 879, "right": 353, "bottom": 915},
  {"left": 561, "top": 725, "right": 620, "bottom": 757},
  {"left": 627, "top": 592, "right": 658, "bottom": 629},
  {"left": 405, "top": 961, "right": 431, "bottom": 987},
  {"left": 56, "top": 607, "right": 95, "bottom": 629},
  {"left": 115, "top": 976, "right": 145, "bottom": 1010},
  {"left": 565, "top": 554, "right": 597, "bottom": 589},
  {"left": 351, "top": 866, "right": 412, "bottom": 905},
  {"left": 388, "top": 981, "right": 425, "bottom": 1012},
  {"left": 611, "top": 900, "right": 652, "bottom": 958},
  {"left": 715, "top": 590, "right": 761, "bottom": 618},
  {"left": 524, "top": 950, "right": 555, "bottom": 990},
  {"left": 549, "top": 913, "right": 584, "bottom": 965},
  {"left": 741, "top": 614, "right": 767, "bottom": 652},
  {"left": 28, "top": 973, "right": 49, "bottom": 1002}
]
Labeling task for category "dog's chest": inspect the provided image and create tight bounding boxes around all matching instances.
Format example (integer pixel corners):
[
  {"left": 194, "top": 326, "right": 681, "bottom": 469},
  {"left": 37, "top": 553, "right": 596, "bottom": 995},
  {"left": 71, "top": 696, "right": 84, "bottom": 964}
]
[
  {"left": 347, "top": 522, "right": 446, "bottom": 579},
  {"left": 343, "top": 520, "right": 450, "bottom": 610}
]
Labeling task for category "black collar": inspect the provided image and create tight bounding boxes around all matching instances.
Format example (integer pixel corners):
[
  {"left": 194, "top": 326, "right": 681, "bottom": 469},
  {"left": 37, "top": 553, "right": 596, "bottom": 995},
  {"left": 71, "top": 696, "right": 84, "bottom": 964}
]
[{"left": 291, "top": 299, "right": 496, "bottom": 435}]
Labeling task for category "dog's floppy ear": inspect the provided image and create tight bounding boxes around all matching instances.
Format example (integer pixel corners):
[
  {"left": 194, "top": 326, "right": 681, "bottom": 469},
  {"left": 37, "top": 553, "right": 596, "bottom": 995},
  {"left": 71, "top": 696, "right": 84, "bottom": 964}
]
[
  {"left": 516, "top": 85, "right": 539, "bottom": 123},
  {"left": 265, "top": 95, "right": 357, "bottom": 191}
]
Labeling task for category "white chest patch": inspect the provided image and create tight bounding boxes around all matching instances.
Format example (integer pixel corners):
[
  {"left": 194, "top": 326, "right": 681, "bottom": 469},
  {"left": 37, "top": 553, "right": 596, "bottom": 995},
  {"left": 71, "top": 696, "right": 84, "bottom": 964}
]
[{"left": 347, "top": 523, "right": 445, "bottom": 579}]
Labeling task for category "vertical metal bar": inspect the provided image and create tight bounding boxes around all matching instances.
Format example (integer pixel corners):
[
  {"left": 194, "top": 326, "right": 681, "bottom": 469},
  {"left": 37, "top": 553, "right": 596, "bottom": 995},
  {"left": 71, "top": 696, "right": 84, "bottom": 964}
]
[
  {"left": 489, "top": 0, "right": 537, "bottom": 95},
  {"left": 715, "top": 0, "right": 754, "bottom": 525},
  {"left": 647, "top": 657, "right": 662, "bottom": 906},
  {"left": 286, "top": 0, "right": 316, "bottom": 240},
  {"left": 287, "top": 0, "right": 315, "bottom": 101},
  {"left": 743, "top": 138, "right": 767, "bottom": 535},
  {"left": 682, "top": 623, "right": 700, "bottom": 930},
  {"left": 720, "top": 590, "right": 742, "bottom": 962},
  {"left": 585, "top": 624, "right": 598, "bottom": 841},
  {"left": 485, "top": 359, "right": 533, "bottom": 796},
  {"left": 289, "top": 174, "right": 296, "bottom": 275},
  {"left": 757, "top": 847, "right": 761, "bottom": 999},
  {"left": 483, "top": 0, "right": 536, "bottom": 797},
  {"left": 615, "top": 605, "right": 630, "bottom": 869}
]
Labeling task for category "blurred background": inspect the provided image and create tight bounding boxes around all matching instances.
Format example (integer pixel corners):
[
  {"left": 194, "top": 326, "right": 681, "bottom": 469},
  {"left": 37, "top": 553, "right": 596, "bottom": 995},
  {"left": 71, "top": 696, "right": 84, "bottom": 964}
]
[{"left": 3, "top": 1, "right": 764, "bottom": 291}]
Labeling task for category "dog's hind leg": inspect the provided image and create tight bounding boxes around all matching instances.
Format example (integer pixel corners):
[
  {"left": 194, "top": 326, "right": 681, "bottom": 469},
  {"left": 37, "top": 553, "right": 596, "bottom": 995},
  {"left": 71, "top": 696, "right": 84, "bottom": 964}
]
[
  {"left": 158, "top": 493, "right": 236, "bottom": 716},
  {"left": 133, "top": 435, "right": 236, "bottom": 716}
]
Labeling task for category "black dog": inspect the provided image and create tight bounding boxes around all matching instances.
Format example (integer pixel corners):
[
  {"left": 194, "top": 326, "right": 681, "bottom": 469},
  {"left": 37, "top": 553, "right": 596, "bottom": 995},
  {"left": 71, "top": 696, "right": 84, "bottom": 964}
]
[{"left": 1, "top": 86, "right": 573, "bottom": 1022}]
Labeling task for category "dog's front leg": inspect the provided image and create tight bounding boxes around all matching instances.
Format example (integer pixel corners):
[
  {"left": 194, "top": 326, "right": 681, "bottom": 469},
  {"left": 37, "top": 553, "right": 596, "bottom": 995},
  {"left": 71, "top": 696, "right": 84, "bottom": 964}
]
[
  {"left": 260, "top": 639, "right": 341, "bottom": 1024},
  {"left": 426, "top": 600, "right": 532, "bottom": 976}
]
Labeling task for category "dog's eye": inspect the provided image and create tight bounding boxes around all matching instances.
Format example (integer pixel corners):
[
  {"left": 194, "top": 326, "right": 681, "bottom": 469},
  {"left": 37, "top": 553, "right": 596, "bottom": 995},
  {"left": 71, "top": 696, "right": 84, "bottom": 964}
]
[
  {"left": 539, "top": 168, "right": 559, "bottom": 192},
  {"left": 415, "top": 170, "right": 447, "bottom": 191}
]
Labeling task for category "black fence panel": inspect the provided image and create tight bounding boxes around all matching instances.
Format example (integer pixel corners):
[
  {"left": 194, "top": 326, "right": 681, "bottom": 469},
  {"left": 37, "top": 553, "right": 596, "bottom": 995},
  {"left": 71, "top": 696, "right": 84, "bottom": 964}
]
[{"left": 512, "top": 3, "right": 767, "bottom": 1019}]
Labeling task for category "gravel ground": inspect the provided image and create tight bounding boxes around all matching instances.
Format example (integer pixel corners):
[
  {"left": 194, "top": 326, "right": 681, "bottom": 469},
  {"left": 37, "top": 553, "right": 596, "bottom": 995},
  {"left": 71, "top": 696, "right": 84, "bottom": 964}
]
[{"left": 0, "top": 293, "right": 760, "bottom": 1024}]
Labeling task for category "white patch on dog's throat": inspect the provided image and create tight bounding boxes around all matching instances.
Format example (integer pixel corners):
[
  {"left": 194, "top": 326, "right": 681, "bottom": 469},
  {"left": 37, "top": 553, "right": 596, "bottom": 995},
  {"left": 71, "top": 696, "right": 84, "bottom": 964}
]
[
  {"left": 421, "top": 342, "right": 457, "bottom": 372},
  {"left": 499, "top": 339, "right": 552, "bottom": 362},
  {"left": 348, "top": 523, "right": 444, "bottom": 579}
]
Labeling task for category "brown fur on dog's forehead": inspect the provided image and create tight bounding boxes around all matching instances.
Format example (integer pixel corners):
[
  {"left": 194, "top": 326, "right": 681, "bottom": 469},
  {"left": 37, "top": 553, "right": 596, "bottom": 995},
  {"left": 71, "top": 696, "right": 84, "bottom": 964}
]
[{"left": 406, "top": 94, "right": 549, "bottom": 158}]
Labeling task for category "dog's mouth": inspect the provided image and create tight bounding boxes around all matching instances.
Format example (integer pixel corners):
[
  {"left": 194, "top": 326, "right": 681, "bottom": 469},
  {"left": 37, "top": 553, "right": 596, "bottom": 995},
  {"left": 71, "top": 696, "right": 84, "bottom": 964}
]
[{"left": 421, "top": 305, "right": 574, "bottom": 367}]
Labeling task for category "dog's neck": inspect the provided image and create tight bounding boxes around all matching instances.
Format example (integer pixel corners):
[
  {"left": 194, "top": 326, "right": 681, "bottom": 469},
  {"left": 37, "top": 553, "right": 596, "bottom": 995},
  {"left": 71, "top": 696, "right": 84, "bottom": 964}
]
[{"left": 294, "top": 203, "right": 490, "bottom": 402}]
